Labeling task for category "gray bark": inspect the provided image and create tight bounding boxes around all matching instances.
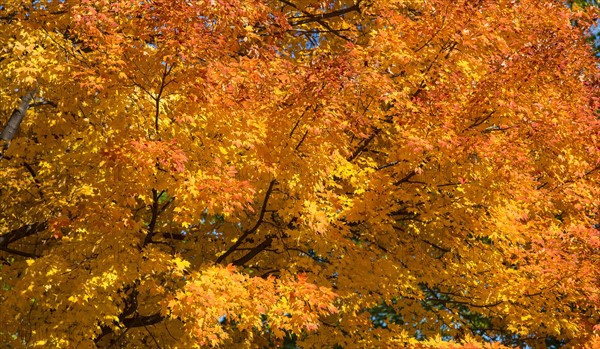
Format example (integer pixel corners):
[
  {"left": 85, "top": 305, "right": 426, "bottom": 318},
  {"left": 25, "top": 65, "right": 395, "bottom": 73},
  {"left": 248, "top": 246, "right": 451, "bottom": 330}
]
[{"left": 1, "top": 88, "right": 37, "bottom": 142}]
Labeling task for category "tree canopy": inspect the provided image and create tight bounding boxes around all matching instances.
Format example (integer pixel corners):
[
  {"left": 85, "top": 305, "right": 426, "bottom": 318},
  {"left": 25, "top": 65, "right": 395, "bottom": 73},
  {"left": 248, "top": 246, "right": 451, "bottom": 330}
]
[{"left": 2, "top": 0, "right": 600, "bottom": 348}]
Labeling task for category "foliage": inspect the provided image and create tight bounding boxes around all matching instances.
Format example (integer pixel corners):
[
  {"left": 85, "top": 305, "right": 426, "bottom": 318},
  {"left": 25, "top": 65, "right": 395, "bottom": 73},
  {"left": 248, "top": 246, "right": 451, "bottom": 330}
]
[{"left": 1, "top": 0, "right": 600, "bottom": 347}]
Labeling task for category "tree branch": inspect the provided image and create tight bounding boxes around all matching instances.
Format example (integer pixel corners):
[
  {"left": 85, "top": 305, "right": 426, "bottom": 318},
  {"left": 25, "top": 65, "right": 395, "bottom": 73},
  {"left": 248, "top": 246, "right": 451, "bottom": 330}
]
[
  {"left": 393, "top": 170, "right": 418, "bottom": 186},
  {"left": 95, "top": 313, "right": 164, "bottom": 346},
  {"left": 122, "top": 313, "right": 164, "bottom": 328},
  {"left": 294, "top": 130, "right": 309, "bottom": 151},
  {"left": 346, "top": 129, "right": 380, "bottom": 162},
  {"left": 160, "top": 232, "right": 186, "bottom": 240},
  {"left": 468, "top": 110, "right": 495, "bottom": 129},
  {"left": 143, "top": 189, "right": 162, "bottom": 247},
  {"left": 95, "top": 283, "right": 163, "bottom": 346},
  {"left": 1, "top": 88, "right": 37, "bottom": 159},
  {"left": 216, "top": 180, "right": 276, "bottom": 264},
  {"left": 23, "top": 162, "right": 44, "bottom": 200},
  {"left": 0, "top": 222, "right": 47, "bottom": 258},
  {"left": 232, "top": 236, "right": 273, "bottom": 266},
  {"left": 158, "top": 196, "right": 175, "bottom": 215},
  {"left": 0, "top": 222, "right": 48, "bottom": 245},
  {"left": 288, "top": 2, "right": 362, "bottom": 26},
  {"left": 0, "top": 246, "right": 39, "bottom": 258},
  {"left": 280, "top": 0, "right": 356, "bottom": 41},
  {"left": 153, "top": 64, "right": 173, "bottom": 133}
]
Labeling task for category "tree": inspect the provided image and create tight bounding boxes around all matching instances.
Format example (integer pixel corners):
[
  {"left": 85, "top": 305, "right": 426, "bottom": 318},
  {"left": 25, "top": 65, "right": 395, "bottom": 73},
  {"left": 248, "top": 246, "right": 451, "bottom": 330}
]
[{"left": 1, "top": 0, "right": 600, "bottom": 347}]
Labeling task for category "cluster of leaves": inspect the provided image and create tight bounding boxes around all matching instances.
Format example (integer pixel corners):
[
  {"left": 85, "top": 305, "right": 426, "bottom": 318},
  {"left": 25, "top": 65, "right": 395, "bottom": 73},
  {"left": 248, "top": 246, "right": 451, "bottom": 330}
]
[
  {"left": 168, "top": 265, "right": 336, "bottom": 347},
  {"left": 1, "top": 0, "right": 600, "bottom": 348}
]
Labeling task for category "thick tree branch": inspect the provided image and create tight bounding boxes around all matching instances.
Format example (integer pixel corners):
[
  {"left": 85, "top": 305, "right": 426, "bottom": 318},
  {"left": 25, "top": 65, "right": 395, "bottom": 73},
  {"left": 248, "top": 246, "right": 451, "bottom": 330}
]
[
  {"left": 160, "top": 232, "right": 186, "bottom": 240},
  {"left": 0, "top": 222, "right": 48, "bottom": 246},
  {"left": 280, "top": 0, "right": 356, "bottom": 41},
  {"left": 122, "top": 313, "right": 163, "bottom": 328},
  {"left": 0, "top": 246, "right": 39, "bottom": 258},
  {"left": 95, "top": 313, "right": 164, "bottom": 346},
  {"left": 121, "top": 287, "right": 139, "bottom": 319},
  {"left": 1, "top": 88, "right": 37, "bottom": 159},
  {"left": 216, "top": 180, "right": 276, "bottom": 264},
  {"left": 143, "top": 189, "right": 162, "bottom": 247},
  {"left": 232, "top": 236, "right": 273, "bottom": 266},
  {"left": 0, "top": 221, "right": 47, "bottom": 258},
  {"left": 95, "top": 284, "right": 163, "bottom": 346}
]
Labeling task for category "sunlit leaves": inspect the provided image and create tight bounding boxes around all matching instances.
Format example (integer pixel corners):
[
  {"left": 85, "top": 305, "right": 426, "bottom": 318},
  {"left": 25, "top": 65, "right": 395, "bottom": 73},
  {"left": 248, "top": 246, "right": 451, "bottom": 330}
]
[
  {"left": 1, "top": 0, "right": 600, "bottom": 348},
  {"left": 167, "top": 265, "right": 336, "bottom": 346}
]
